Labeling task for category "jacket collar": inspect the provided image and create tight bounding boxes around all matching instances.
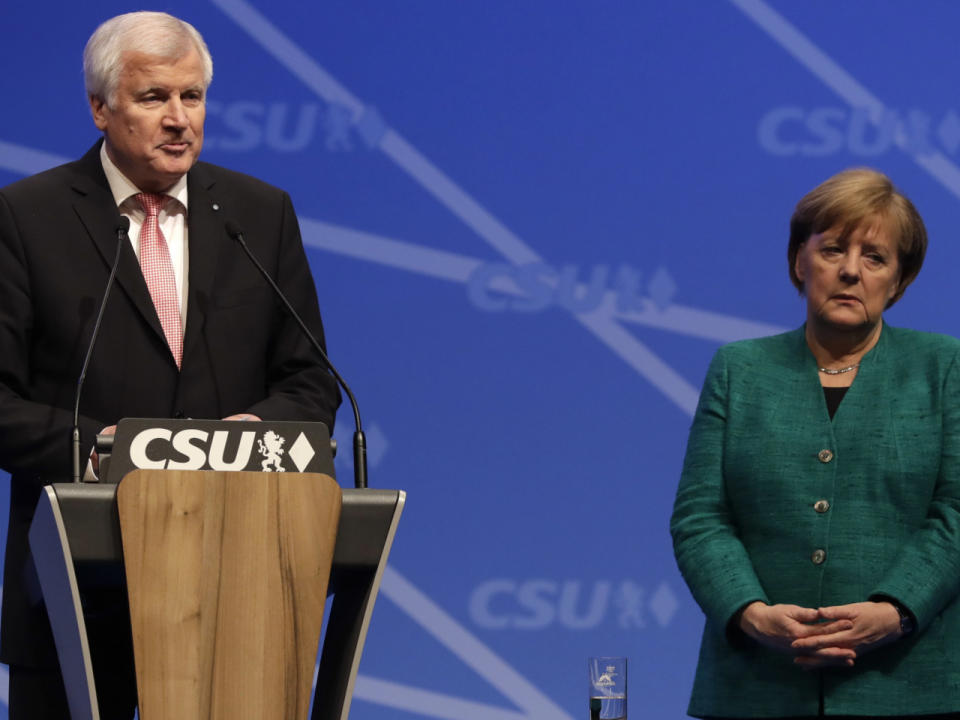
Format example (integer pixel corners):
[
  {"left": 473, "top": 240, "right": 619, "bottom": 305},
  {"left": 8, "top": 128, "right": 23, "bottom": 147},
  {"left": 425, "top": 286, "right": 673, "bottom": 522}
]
[
  {"left": 69, "top": 141, "right": 169, "bottom": 356},
  {"left": 181, "top": 161, "right": 223, "bottom": 363},
  {"left": 797, "top": 321, "right": 889, "bottom": 371},
  {"left": 68, "top": 141, "right": 225, "bottom": 369}
]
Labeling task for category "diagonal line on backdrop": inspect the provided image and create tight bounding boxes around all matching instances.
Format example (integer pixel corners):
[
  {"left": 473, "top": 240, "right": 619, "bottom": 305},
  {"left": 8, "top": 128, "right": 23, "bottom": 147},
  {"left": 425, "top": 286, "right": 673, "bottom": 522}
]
[
  {"left": 209, "top": 0, "right": 702, "bottom": 417},
  {"left": 0, "top": 139, "right": 782, "bottom": 346},
  {"left": 194, "top": 0, "right": 710, "bottom": 698},
  {"left": 353, "top": 675, "right": 532, "bottom": 720},
  {"left": 0, "top": 140, "right": 69, "bottom": 176},
  {"left": 208, "top": 0, "right": 364, "bottom": 116},
  {"left": 729, "top": 0, "right": 960, "bottom": 199},
  {"left": 375, "top": 566, "right": 572, "bottom": 719},
  {"left": 202, "top": 1, "right": 701, "bottom": 709},
  {"left": 0, "top": 138, "right": 718, "bottom": 412},
  {"left": 299, "top": 218, "right": 787, "bottom": 344},
  {"left": 1, "top": 134, "right": 766, "bottom": 415},
  {"left": 375, "top": 131, "right": 540, "bottom": 265}
]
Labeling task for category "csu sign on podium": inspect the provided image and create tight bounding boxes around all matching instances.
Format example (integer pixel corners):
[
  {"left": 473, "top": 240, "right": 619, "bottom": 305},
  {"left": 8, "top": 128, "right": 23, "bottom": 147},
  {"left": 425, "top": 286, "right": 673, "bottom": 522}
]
[{"left": 104, "top": 418, "right": 335, "bottom": 483}]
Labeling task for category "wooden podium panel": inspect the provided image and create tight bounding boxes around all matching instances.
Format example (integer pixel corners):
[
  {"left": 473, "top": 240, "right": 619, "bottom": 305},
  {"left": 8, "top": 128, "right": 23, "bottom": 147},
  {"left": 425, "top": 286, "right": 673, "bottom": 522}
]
[{"left": 117, "top": 470, "right": 341, "bottom": 720}]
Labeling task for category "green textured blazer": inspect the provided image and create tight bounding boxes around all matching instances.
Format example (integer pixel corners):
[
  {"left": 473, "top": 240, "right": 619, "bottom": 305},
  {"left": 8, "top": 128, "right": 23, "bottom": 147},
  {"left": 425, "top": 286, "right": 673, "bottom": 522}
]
[{"left": 671, "top": 324, "right": 960, "bottom": 718}]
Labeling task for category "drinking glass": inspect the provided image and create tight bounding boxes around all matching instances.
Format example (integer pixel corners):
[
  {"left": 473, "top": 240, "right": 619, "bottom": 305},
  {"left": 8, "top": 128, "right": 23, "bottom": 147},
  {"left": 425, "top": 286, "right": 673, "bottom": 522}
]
[{"left": 588, "top": 656, "right": 626, "bottom": 719}]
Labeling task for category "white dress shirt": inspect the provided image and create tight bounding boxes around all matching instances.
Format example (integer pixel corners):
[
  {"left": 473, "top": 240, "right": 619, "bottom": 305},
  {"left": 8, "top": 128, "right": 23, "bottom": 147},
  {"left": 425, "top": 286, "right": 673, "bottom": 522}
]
[
  {"left": 86, "top": 145, "right": 192, "bottom": 479},
  {"left": 99, "top": 143, "right": 190, "bottom": 323}
]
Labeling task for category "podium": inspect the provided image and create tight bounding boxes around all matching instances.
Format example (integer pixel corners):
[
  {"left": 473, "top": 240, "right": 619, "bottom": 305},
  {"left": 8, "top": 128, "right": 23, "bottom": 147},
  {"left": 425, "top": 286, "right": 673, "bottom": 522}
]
[{"left": 27, "top": 420, "right": 405, "bottom": 720}]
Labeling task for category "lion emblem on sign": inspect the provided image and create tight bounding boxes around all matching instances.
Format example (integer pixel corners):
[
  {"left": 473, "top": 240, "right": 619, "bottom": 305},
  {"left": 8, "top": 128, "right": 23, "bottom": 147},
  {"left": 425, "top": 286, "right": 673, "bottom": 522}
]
[{"left": 257, "top": 431, "right": 286, "bottom": 472}]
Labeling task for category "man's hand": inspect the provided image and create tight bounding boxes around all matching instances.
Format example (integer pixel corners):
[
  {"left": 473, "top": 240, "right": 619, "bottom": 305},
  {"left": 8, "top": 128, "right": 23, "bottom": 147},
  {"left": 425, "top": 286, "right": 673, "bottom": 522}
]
[
  {"left": 90, "top": 424, "right": 117, "bottom": 476},
  {"left": 790, "top": 601, "right": 902, "bottom": 668},
  {"left": 738, "top": 601, "right": 856, "bottom": 664},
  {"left": 223, "top": 413, "right": 261, "bottom": 422}
]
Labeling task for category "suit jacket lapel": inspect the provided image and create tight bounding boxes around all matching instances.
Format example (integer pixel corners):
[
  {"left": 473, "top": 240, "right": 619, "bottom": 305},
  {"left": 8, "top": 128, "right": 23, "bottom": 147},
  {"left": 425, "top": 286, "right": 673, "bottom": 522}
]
[
  {"left": 182, "top": 163, "right": 223, "bottom": 363},
  {"left": 69, "top": 143, "right": 168, "bottom": 348}
]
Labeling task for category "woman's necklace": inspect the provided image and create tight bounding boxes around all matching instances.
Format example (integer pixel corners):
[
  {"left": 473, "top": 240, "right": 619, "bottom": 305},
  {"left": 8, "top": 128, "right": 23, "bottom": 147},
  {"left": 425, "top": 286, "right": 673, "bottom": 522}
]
[{"left": 818, "top": 363, "right": 859, "bottom": 375}]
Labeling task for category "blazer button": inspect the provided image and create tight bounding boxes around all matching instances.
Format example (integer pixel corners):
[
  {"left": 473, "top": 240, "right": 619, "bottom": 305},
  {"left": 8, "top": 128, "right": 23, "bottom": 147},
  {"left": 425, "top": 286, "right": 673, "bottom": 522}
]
[
  {"left": 817, "top": 449, "right": 834, "bottom": 463},
  {"left": 811, "top": 549, "right": 826, "bottom": 565},
  {"left": 813, "top": 499, "right": 830, "bottom": 513}
]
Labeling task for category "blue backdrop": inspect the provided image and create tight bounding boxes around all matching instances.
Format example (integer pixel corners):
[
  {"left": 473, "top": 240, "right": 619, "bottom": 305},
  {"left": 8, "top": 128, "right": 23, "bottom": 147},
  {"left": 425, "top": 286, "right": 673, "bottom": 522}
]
[{"left": 2, "top": 2, "right": 960, "bottom": 718}]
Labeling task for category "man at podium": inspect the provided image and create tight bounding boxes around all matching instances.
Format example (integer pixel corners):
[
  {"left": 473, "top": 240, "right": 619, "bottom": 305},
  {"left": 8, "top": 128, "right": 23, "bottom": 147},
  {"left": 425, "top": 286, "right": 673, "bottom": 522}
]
[{"left": 0, "top": 10, "right": 340, "bottom": 718}]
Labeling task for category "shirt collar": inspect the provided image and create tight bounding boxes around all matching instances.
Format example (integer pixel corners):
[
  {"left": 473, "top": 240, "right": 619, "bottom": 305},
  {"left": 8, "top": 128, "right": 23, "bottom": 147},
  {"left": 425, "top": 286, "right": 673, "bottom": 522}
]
[{"left": 99, "top": 142, "right": 189, "bottom": 211}]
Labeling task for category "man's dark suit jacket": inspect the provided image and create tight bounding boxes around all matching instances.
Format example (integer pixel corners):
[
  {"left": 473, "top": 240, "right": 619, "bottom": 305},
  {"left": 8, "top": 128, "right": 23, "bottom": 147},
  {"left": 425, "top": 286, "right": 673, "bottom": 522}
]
[{"left": 0, "top": 141, "right": 341, "bottom": 666}]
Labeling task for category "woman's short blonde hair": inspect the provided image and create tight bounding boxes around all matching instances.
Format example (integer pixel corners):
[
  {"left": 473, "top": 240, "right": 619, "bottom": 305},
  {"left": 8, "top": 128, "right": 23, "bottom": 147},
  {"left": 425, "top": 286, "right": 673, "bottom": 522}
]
[{"left": 788, "top": 168, "right": 927, "bottom": 308}]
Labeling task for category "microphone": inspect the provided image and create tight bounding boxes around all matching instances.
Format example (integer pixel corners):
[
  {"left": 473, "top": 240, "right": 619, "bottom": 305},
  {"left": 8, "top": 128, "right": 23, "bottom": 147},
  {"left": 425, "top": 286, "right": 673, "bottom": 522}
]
[
  {"left": 224, "top": 219, "right": 368, "bottom": 489},
  {"left": 72, "top": 217, "right": 130, "bottom": 483}
]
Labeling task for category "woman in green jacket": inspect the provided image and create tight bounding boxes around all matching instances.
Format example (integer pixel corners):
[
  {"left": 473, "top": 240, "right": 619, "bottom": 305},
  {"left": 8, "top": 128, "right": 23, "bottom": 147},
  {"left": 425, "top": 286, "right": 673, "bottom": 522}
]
[{"left": 671, "top": 168, "right": 960, "bottom": 719}]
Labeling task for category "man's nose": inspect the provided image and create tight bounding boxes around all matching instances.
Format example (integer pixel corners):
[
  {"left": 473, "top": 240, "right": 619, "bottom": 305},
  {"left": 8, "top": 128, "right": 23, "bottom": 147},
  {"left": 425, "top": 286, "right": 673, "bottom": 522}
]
[{"left": 163, "top": 99, "right": 189, "bottom": 128}]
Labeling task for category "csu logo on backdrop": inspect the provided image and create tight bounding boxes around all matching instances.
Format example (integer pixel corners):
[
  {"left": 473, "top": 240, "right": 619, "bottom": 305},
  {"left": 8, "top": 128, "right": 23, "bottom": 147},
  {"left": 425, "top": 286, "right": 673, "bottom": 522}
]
[
  {"left": 758, "top": 106, "right": 960, "bottom": 157},
  {"left": 467, "top": 263, "right": 677, "bottom": 313},
  {"left": 204, "top": 100, "right": 387, "bottom": 153},
  {"left": 468, "top": 579, "right": 678, "bottom": 630},
  {"left": 103, "top": 418, "right": 334, "bottom": 483}
]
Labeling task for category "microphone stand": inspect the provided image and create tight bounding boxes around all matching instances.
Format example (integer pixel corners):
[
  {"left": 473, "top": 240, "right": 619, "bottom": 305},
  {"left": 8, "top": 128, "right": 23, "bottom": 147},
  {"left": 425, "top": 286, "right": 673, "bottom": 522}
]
[
  {"left": 73, "top": 218, "right": 130, "bottom": 482},
  {"left": 226, "top": 221, "right": 367, "bottom": 489}
]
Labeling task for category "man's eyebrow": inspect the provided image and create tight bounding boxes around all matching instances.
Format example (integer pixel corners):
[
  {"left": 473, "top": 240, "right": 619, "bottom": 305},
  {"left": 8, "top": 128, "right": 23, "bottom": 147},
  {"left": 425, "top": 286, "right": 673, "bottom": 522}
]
[{"left": 133, "top": 83, "right": 204, "bottom": 97}]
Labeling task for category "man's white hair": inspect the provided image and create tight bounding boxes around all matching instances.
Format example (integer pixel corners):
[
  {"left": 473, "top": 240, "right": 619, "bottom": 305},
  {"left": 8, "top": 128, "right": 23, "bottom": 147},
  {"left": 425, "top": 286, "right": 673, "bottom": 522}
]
[{"left": 83, "top": 11, "right": 214, "bottom": 107}]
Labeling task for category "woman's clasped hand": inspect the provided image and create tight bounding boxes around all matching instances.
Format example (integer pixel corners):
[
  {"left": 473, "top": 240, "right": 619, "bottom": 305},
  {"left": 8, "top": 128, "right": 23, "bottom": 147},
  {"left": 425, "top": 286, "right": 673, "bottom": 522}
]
[{"left": 738, "top": 600, "right": 902, "bottom": 668}]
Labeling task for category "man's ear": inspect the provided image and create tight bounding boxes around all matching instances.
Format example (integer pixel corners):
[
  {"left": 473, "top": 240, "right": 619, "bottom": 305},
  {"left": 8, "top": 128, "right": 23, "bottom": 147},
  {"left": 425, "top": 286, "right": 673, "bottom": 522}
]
[{"left": 89, "top": 95, "right": 109, "bottom": 132}]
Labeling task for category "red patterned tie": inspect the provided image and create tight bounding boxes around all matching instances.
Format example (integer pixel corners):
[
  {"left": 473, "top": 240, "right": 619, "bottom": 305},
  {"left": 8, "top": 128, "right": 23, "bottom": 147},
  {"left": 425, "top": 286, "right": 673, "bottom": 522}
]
[{"left": 136, "top": 193, "right": 183, "bottom": 368}]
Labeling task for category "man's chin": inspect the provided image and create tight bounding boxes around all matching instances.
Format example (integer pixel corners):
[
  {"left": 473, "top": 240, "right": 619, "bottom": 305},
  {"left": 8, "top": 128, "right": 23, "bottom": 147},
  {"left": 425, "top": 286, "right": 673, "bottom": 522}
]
[
  {"left": 160, "top": 154, "right": 198, "bottom": 174},
  {"left": 145, "top": 158, "right": 198, "bottom": 190}
]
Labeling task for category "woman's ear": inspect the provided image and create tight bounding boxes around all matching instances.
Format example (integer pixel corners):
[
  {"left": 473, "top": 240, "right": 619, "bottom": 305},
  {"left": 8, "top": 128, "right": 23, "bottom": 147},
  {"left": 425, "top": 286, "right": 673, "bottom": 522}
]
[{"left": 794, "top": 241, "right": 807, "bottom": 284}]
